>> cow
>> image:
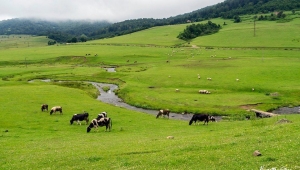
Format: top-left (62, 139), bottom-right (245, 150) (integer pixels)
top-left (255, 112), bottom-right (271, 118)
top-left (209, 116), bottom-right (216, 122)
top-left (70, 112), bottom-right (89, 125)
top-left (50, 106), bottom-right (63, 115)
top-left (41, 104), bottom-right (48, 112)
top-left (87, 117), bottom-right (112, 133)
top-left (189, 114), bottom-right (209, 125)
top-left (96, 112), bottom-right (107, 120)
top-left (156, 109), bottom-right (170, 119)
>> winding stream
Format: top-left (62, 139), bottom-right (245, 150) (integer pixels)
top-left (29, 67), bottom-right (299, 120)
top-left (91, 82), bottom-right (194, 121)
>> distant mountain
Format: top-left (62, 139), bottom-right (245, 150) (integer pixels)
top-left (0, 0), bottom-right (299, 42)
top-left (0, 18), bottom-right (111, 42)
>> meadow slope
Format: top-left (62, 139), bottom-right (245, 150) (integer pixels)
top-left (1, 14), bottom-right (300, 169)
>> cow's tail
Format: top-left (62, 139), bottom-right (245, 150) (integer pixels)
top-left (110, 118), bottom-right (112, 130)
top-left (107, 118), bottom-right (112, 131)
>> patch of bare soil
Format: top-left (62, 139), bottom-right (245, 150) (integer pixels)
top-left (240, 104), bottom-right (260, 110)
top-left (276, 119), bottom-right (292, 124)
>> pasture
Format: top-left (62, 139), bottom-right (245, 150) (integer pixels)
top-left (1, 14), bottom-right (300, 169)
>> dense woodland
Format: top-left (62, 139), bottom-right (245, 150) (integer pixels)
top-left (177, 21), bottom-right (221, 40)
top-left (0, 0), bottom-right (299, 42)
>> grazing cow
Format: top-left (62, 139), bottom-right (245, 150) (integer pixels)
top-left (156, 109), bottom-right (170, 119)
top-left (209, 116), bottom-right (216, 122)
top-left (87, 117), bottom-right (112, 133)
top-left (189, 114), bottom-right (209, 125)
top-left (41, 104), bottom-right (48, 112)
top-left (96, 112), bottom-right (107, 120)
top-left (255, 112), bottom-right (270, 118)
top-left (50, 106), bottom-right (63, 115)
top-left (199, 90), bottom-right (211, 94)
top-left (70, 112), bottom-right (89, 125)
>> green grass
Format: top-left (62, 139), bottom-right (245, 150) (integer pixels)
top-left (0, 35), bottom-right (50, 50)
top-left (1, 83), bottom-right (300, 169)
top-left (1, 13), bottom-right (300, 169)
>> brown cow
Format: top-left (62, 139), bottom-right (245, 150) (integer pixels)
top-left (41, 104), bottom-right (48, 112)
top-left (156, 109), bottom-right (170, 119)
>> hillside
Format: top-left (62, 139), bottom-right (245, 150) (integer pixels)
top-left (1, 14), bottom-right (300, 169)
top-left (0, 0), bottom-right (299, 42)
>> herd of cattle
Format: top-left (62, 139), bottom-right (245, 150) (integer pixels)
top-left (155, 109), bottom-right (216, 125)
top-left (42, 104), bottom-right (268, 133)
top-left (41, 104), bottom-right (112, 132)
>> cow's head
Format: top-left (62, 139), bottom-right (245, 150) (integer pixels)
top-left (87, 126), bottom-right (91, 133)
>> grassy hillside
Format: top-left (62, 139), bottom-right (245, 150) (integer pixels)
top-left (1, 15), bottom-right (300, 169)
top-left (0, 35), bottom-right (50, 50)
top-left (1, 82), bottom-right (299, 169)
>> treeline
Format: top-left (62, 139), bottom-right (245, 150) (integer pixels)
top-left (0, 19), bottom-right (110, 42)
top-left (0, 0), bottom-right (299, 42)
top-left (177, 21), bottom-right (221, 40)
top-left (89, 0), bottom-right (300, 39)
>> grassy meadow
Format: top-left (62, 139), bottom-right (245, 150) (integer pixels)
top-left (1, 13), bottom-right (300, 169)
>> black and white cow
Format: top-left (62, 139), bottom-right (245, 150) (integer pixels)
top-left (255, 112), bottom-right (271, 118)
top-left (156, 109), bottom-right (170, 119)
top-left (209, 116), bottom-right (216, 122)
top-left (87, 117), bottom-right (112, 133)
top-left (50, 106), bottom-right (63, 115)
top-left (96, 112), bottom-right (107, 120)
top-left (70, 112), bottom-right (89, 125)
top-left (189, 114), bottom-right (209, 125)
top-left (41, 104), bottom-right (48, 112)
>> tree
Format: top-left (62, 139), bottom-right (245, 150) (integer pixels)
top-left (48, 40), bottom-right (56, 45)
top-left (70, 37), bottom-right (77, 43)
top-left (233, 15), bottom-right (241, 23)
top-left (80, 34), bottom-right (88, 42)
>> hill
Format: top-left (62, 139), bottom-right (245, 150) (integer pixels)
top-left (0, 0), bottom-right (299, 42)
top-left (1, 14), bottom-right (300, 169)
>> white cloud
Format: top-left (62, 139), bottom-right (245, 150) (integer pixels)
top-left (0, 0), bottom-right (224, 22)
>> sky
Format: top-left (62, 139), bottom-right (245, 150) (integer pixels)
top-left (0, 0), bottom-right (224, 23)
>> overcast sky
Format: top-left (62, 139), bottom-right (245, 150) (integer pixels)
top-left (0, 0), bottom-right (224, 22)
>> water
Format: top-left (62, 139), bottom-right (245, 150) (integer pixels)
top-left (91, 82), bottom-right (193, 121)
